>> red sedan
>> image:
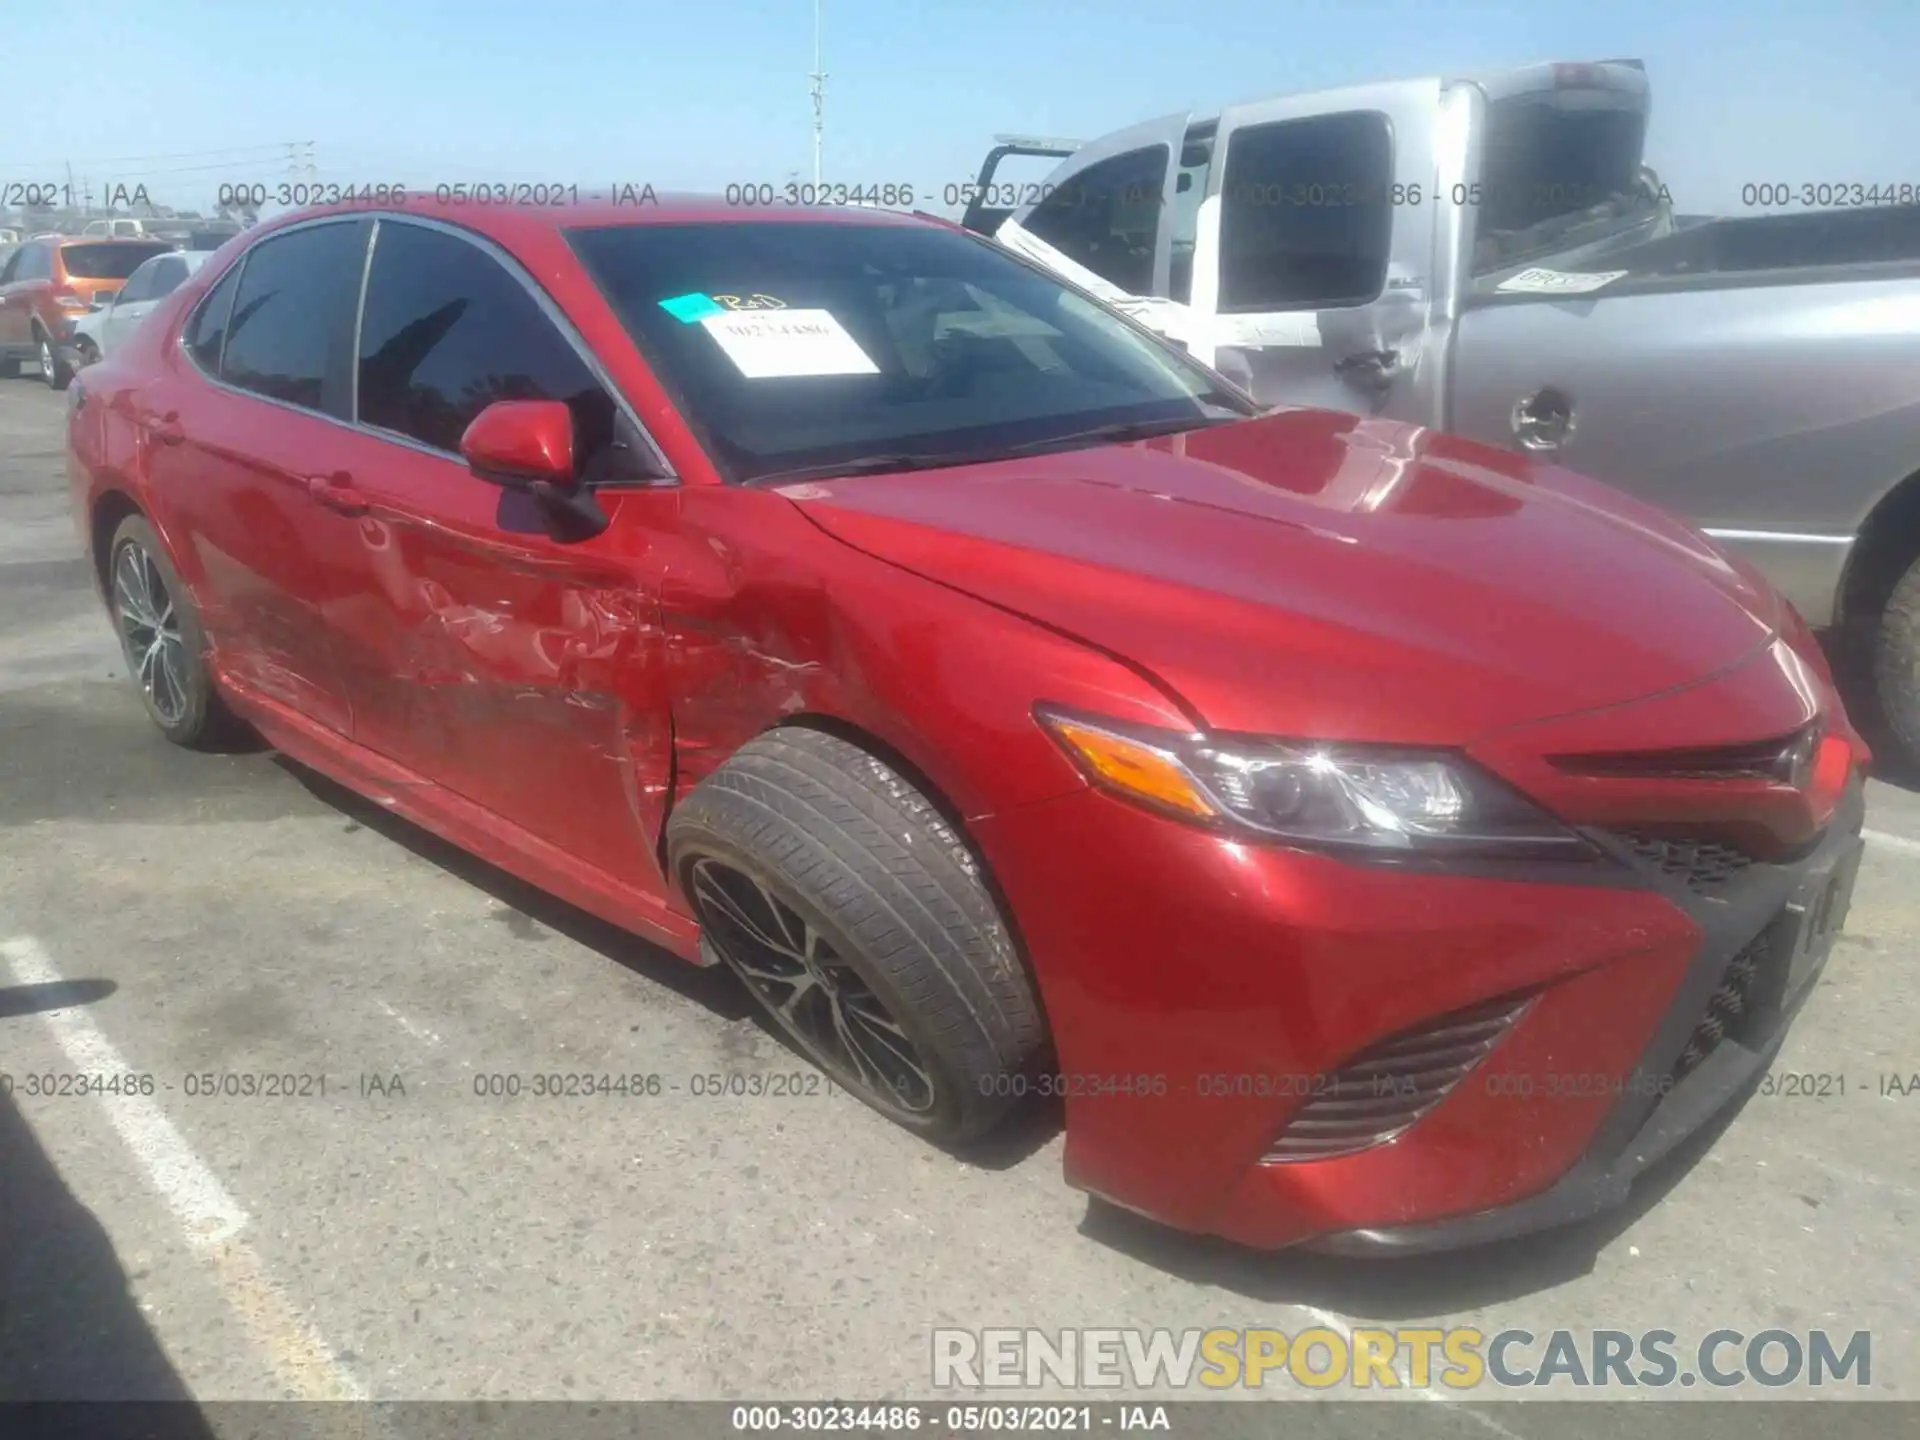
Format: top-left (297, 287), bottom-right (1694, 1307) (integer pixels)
top-left (65, 195), bottom-right (1868, 1252)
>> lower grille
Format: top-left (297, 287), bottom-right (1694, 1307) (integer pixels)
top-left (1609, 832), bottom-right (1756, 894)
top-left (1263, 994), bottom-right (1533, 1163)
top-left (1671, 927), bottom-right (1770, 1082)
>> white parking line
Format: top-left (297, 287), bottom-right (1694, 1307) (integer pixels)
top-left (1863, 828), bottom-right (1920, 859)
top-left (3, 933), bottom-right (370, 1402)
top-left (1292, 1303), bottom-right (1526, 1434)
top-left (377, 998), bottom-right (442, 1047)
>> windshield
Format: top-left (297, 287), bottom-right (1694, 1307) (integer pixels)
top-left (567, 220), bottom-right (1253, 484)
top-left (1472, 92), bottom-right (1654, 272)
top-left (60, 241), bottom-right (175, 280)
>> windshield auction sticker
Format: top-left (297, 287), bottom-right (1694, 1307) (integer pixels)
top-left (1494, 267), bottom-right (1629, 295)
top-left (699, 309), bottom-right (880, 378)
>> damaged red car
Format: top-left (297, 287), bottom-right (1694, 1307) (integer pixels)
top-left (66, 196), bottom-right (1869, 1252)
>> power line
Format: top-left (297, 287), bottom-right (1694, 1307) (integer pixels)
top-left (0, 141), bottom-right (291, 168)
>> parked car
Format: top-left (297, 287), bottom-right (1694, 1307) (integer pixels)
top-left (80, 217), bottom-right (150, 238)
top-left (0, 235), bottom-right (177, 387)
top-left (67, 196), bottom-right (1868, 1252)
top-left (65, 249), bottom-right (209, 368)
top-left (966, 58), bottom-right (1920, 767)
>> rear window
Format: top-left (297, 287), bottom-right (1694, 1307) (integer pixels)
top-left (567, 220), bottom-right (1245, 484)
top-left (60, 242), bottom-right (175, 280)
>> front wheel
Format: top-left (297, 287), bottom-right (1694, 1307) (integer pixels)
top-left (107, 515), bottom-right (244, 748)
top-left (72, 335), bottom-right (100, 369)
top-left (667, 728), bottom-right (1044, 1142)
top-left (1873, 552), bottom-right (1920, 770)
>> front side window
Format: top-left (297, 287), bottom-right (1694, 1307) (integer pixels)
top-left (219, 221), bottom-right (368, 414)
top-left (1019, 145), bottom-right (1169, 294)
top-left (147, 256), bottom-right (192, 301)
top-left (1217, 111), bottom-right (1393, 312)
top-left (568, 220), bottom-right (1251, 485)
top-left (355, 220), bottom-right (617, 467)
top-left (183, 264), bottom-right (243, 373)
top-left (116, 257), bottom-right (163, 305)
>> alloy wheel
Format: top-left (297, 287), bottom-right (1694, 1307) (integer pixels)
top-left (112, 541), bottom-right (190, 726)
top-left (689, 855), bottom-right (938, 1114)
top-left (38, 337), bottom-right (54, 380)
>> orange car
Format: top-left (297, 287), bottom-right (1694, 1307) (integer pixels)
top-left (0, 235), bottom-right (176, 388)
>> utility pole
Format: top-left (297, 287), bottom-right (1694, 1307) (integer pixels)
top-left (808, 0), bottom-right (826, 187)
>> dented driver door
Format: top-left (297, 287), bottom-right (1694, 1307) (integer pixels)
top-left (312, 215), bottom-right (679, 903)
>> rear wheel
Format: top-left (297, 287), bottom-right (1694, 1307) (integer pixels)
top-left (72, 335), bottom-right (100, 369)
top-left (667, 727), bottom-right (1043, 1142)
top-left (107, 515), bottom-right (244, 748)
top-left (37, 330), bottom-right (73, 390)
top-left (1873, 552), bottom-right (1920, 769)
top-left (0, 354), bottom-right (19, 379)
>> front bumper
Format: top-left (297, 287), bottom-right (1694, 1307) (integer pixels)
top-left (1310, 777), bottom-right (1865, 1254)
top-left (970, 763), bottom-right (1864, 1253)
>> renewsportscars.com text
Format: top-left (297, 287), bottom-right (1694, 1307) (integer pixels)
top-left (932, 1326), bottom-right (1872, 1391)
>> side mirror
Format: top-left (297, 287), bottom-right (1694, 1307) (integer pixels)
top-left (458, 398), bottom-right (610, 541)
top-left (459, 399), bottom-right (577, 488)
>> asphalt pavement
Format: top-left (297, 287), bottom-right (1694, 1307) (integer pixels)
top-left (1, 375), bottom-right (1916, 1431)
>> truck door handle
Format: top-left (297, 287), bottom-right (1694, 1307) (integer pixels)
top-left (1512, 388), bottom-right (1575, 451)
top-left (306, 470), bottom-right (370, 516)
top-left (1334, 349), bottom-right (1399, 392)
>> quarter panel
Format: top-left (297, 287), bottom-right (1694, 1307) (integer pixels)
top-left (1449, 282), bottom-right (1920, 542)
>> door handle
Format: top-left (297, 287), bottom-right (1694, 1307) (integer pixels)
top-left (1511, 387), bottom-right (1574, 452)
top-left (306, 470), bottom-right (370, 516)
top-left (1334, 348), bottom-right (1400, 392)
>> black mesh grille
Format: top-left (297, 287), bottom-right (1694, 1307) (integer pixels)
top-left (1609, 832), bottom-right (1756, 893)
top-left (1670, 928), bottom-right (1769, 1082)
top-left (1263, 994), bottom-right (1532, 1163)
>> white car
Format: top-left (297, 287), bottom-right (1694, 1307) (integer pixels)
top-left (67, 249), bottom-right (208, 366)
top-left (80, 217), bottom-right (149, 238)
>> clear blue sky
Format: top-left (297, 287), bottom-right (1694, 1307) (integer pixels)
top-left (2, 0), bottom-right (1913, 218)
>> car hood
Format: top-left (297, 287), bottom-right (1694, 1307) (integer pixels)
top-left (785, 409), bottom-right (1789, 744)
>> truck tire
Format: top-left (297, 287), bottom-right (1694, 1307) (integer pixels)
top-left (667, 727), bottom-right (1044, 1142)
top-left (1874, 553), bottom-right (1920, 768)
top-left (106, 515), bottom-right (246, 749)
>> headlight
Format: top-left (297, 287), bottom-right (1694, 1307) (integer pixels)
top-left (1036, 705), bottom-right (1593, 860)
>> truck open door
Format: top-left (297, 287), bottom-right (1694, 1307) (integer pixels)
top-left (1187, 78), bottom-right (1446, 420)
top-left (988, 112), bottom-right (1198, 343)
top-left (958, 135), bottom-right (1083, 236)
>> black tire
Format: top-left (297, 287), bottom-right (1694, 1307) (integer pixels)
top-left (73, 336), bottom-right (100, 369)
top-left (0, 355), bottom-right (18, 379)
top-left (667, 727), bottom-right (1043, 1142)
top-left (1873, 551), bottom-right (1920, 769)
top-left (36, 328), bottom-right (73, 390)
top-left (106, 515), bottom-right (245, 748)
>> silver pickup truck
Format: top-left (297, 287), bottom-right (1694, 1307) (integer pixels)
top-left (962, 59), bottom-right (1920, 769)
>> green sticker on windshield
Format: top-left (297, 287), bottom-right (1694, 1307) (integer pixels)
top-left (658, 291), bottom-right (726, 323)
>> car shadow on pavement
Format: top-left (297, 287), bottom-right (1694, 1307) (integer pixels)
top-left (0, 984), bottom-right (218, 1434)
top-left (276, 758), bottom-right (1063, 1173)
top-left (1076, 1069), bottom-right (1764, 1311)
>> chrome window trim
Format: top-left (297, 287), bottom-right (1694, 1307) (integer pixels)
top-left (175, 210), bottom-right (679, 488)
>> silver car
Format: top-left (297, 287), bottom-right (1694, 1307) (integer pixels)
top-left (67, 249), bottom-right (208, 367)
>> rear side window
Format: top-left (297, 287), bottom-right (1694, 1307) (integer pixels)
top-left (355, 220), bottom-right (616, 465)
top-left (220, 221), bottom-right (369, 415)
top-left (60, 243), bottom-right (173, 280)
top-left (1020, 145), bottom-right (1168, 294)
top-left (1217, 111), bottom-right (1393, 312)
top-left (184, 264), bottom-right (243, 373)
